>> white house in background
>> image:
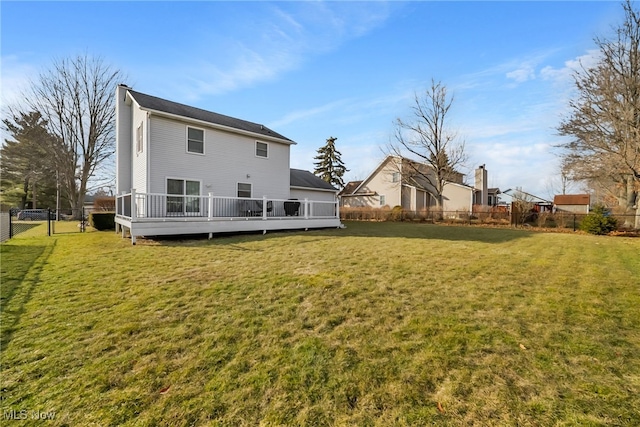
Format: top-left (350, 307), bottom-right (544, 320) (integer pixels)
top-left (114, 85), bottom-right (340, 243)
top-left (340, 155), bottom-right (476, 213)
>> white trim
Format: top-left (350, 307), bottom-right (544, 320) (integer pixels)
top-left (255, 140), bottom-right (269, 159)
top-left (186, 125), bottom-right (205, 155)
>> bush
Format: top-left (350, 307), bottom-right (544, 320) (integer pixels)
top-left (580, 205), bottom-right (618, 235)
top-left (89, 212), bottom-right (115, 230)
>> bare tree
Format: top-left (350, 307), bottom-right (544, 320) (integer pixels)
top-left (510, 187), bottom-right (536, 227)
top-left (558, 0), bottom-right (640, 228)
top-left (544, 159), bottom-right (579, 200)
top-left (22, 54), bottom-right (123, 215)
top-left (389, 79), bottom-right (467, 210)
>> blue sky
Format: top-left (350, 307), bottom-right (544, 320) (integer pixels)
top-left (1, 1), bottom-right (625, 198)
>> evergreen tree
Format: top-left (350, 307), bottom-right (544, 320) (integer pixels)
top-left (313, 136), bottom-right (348, 188)
top-left (1, 111), bottom-right (58, 209)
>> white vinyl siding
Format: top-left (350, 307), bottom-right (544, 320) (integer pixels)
top-left (148, 116), bottom-right (290, 199)
top-left (290, 188), bottom-right (337, 202)
top-left (131, 101), bottom-right (148, 193)
top-left (187, 126), bottom-right (205, 154)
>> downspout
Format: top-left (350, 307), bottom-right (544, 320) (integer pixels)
top-left (146, 111), bottom-right (151, 194)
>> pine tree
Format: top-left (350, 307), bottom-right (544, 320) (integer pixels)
top-left (313, 136), bottom-right (348, 188)
top-left (1, 111), bottom-right (58, 209)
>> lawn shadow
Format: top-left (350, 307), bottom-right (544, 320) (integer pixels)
top-left (319, 221), bottom-right (536, 244)
top-left (0, 241), bottom-right (56, 351)
top-left (147, 221), bottom-right (534, 247)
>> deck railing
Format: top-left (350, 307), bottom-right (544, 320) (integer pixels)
top-left (116, 190), bottom-right (339, 221)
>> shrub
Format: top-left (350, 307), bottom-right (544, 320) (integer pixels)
top-left (580, 205), bottom-right (618, 235)
top-left (89, 212), bottom-right (115, 230)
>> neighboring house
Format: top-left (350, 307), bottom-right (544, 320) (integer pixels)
top-left (502, 189), bottom-right (554, 213)
top-left (554, 194), bottom-right (591, 213)
top-left (472, 164), bottom-right (502, 208)
top-left (114, 85), bottom-right (340, 243)
top-left (339, 155), bottom-right (475, 213)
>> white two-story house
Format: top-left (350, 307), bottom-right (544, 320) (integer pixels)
top-left (115, 85), bottom-right (340, 243)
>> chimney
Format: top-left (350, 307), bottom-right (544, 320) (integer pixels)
top-left (475, 164), bottom-right (488, 205)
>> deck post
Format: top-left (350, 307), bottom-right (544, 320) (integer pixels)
top-left (263, 196), bottom-right (268, 220)
top-left (208, 192), bottom-right (214, 219)
top-left (335, 199), bottom-right (340, 220)
top-left (131, 189), bottom-right (137, 220)
top-left (304, 198), bottom-right (309, 219)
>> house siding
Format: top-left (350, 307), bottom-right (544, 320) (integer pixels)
top-left (147, 115), bottom-right (290, 199)
top-left (290, 188), bottom-right (336, 202)
top-left (355, 158), bottom-right (402, 207)
top-left (131, 101), bottom-right (148, 194)
top-left (116, 86), bottom-right (132, 194)
top-left (442, 183), bottom-right (473, 212)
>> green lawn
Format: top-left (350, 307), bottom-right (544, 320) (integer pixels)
top-left (1, 222), bottom-right (639, 426)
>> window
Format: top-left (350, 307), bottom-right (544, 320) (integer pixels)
top-left (380, 195), bottom-right (386, 206)
top-left (256, 141), bottom-right (268, 158)
top-left (392, 172), bottom-right (400, 183)
top-left (237, 183), bottom-right (252, 198)
top-left (136, 123), bottom-right (143, 154)
top-left (167, 178), bottom-right (200, 214)
top-left (187, 127), bottom-right (204, 154)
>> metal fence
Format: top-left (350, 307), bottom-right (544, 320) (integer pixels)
top-left (4, 209), bottom-right (53, 240)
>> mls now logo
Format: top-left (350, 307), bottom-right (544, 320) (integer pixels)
top-left (3, 409), bottom-right (28, 420)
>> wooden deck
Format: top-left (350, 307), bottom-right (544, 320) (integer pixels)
top-left (115, 191), bottom-right (342, 244)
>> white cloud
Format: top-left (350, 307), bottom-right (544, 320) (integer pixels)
top-left (0, 55), bottom-right (37, 110)
top-left (165, 2), bottom-right (394, 101)
top-left (506, 64), bottom-right (536, 83)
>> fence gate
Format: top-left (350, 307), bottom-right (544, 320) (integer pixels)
top-left (6, 209), bottom-right (52, 239)
top-left (50, 208), bottom-right (87, 234)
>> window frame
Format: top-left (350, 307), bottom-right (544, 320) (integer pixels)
top-left (136, 122), bottom-right (144, 154)
top-left (166, 177), bottom-right (202, 215)
top-left (237, 182), bottom-right (252, 198)
top-left (186, 126), bottom-right (205, 155)
top-left (255, 141), bottom-right (269, 159)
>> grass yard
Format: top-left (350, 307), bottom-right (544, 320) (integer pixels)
top-left (1, 221), bottom-right (639, 426)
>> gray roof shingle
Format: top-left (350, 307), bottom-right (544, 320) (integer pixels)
top-left (128, 89), bottom-right (293, 143)
top-left (290, 169), bottom-right (337, 191)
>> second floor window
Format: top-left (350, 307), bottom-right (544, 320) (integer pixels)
top-left (256, 141), bottom-right (268, 158)
top-left (187, 127), bottom-right (204, 154)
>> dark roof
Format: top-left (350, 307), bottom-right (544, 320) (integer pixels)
top-left (290, 169), bottom-right (337, 191)
top-left (554, 194), bottom-right (590, 205)
top-left (127, 89), bottom-right (293, 143)
top-left (339, 180), bottom-right (362, 196)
